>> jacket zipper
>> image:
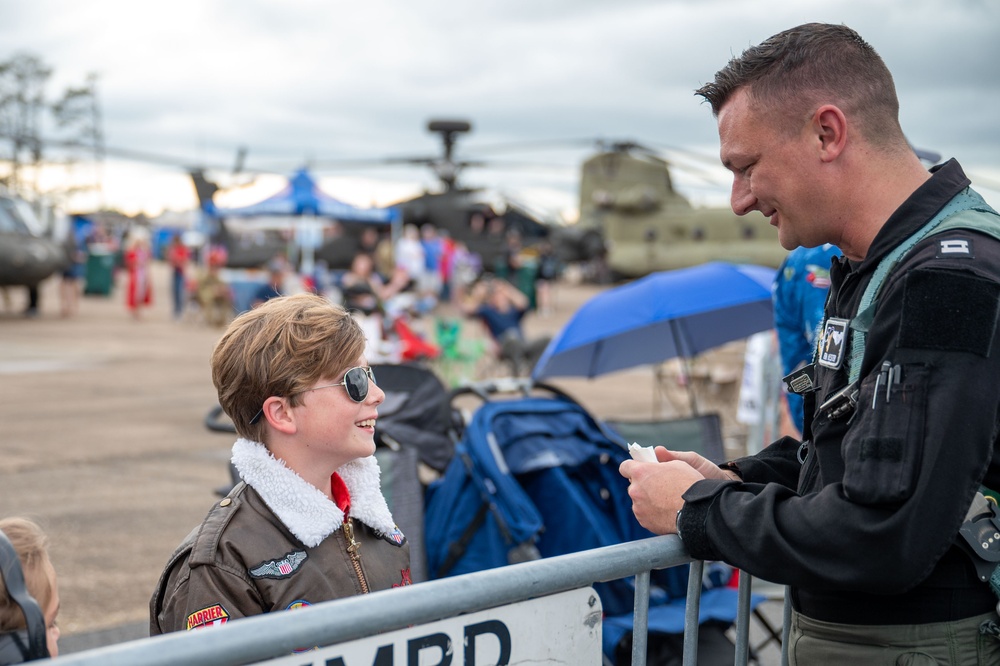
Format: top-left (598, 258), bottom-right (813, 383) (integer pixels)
top-left (343, 518), bottom-right (370, 594)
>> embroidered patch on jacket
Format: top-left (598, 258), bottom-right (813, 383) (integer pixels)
top-left (937, 237), bottom-right (973, 258)
top-left (249, 550), bottom-right (308, 579)
top-left (374, 526), bottom-right (407, 547)
top-left (394, 568), bottom-right (413, 588)
top-left (186, 604), bottom-right (229, 630)
top-left (286, 601), bottom-right (318, 653)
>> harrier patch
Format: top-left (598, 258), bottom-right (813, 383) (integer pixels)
top-left (186, 604), bottom-right (229, 630)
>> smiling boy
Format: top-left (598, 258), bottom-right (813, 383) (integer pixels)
top-left (151, 293), bottom-right (410, 635)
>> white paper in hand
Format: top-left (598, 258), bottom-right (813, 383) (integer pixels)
top-left (628, 442), bottom-right (658, 463)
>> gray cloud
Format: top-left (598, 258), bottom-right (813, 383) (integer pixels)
top-left (0, 0), bottom-right (996, 213)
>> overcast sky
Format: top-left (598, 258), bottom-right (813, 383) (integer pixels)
top-left (2, 0), bottom-right (998, 218)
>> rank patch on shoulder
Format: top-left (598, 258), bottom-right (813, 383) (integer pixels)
top-left (249, 550), bottom-right (308, 579)
top-left (817, 318), bottom-right (849, 369)
top-left (186, 604), bottom-right (229, 630)
top-left (937, 237), bottom-right (973, 258)
top-left (375, 526), bottom-right (407, 547)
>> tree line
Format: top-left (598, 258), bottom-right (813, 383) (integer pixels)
top-left (0, 51), bottom-right (102, 203)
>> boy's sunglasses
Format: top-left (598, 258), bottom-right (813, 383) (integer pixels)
top-left (249, 366), bottom-right (376, 425)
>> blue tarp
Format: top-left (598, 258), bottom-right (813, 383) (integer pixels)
top-left (216, 168), bottom-right (398, 224)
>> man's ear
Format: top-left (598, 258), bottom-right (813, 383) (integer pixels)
top-left (813, 104), bottom-right (848, 163)
top-left (262, 396), bottom-right (297, 435)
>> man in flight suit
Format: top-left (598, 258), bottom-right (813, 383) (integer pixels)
top-left (620, 23), bottom-right (1000, 663)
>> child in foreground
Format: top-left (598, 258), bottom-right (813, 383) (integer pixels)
top-left (150, 293), bottom-right (410, 634)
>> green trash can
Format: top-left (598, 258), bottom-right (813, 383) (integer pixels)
top-left (84, 245), bottom-right (115, 296)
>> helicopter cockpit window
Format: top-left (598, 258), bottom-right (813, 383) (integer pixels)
top-left (0, 198), bottom-right (33, 235)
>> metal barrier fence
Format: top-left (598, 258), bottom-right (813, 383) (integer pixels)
top-left (49, 535), bottom-right (786, 666)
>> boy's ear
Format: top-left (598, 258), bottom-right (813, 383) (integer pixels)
top-left (262, 396), bottom-right (297, 435)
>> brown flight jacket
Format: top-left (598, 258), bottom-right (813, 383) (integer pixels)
top-left (150, 442), bottom-right (411, 634)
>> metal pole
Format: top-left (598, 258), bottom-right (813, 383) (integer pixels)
top-left (631, 570), bottom-right (650, 665)
top-left (734, 571), bottom-right (753, 666)
top-left (55, 536), bottom-right (693, 666)
top-left (682, 560), bottom-right (704, 666)
top-left (669, 319), bottom-right (698, 416)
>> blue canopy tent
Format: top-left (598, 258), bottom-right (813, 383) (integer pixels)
top-left (216, 168), bottom-right (398, 223)
top-left (215, 168), bottom-right (399, 273)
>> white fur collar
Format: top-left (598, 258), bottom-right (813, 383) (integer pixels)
top-left (231, 438), bottom-right (398, 548)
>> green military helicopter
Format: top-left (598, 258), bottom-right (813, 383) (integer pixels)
top-left (312, 119), bottom-right (602, 272)
top-left (0, 191), bottom-right (67, 293)
top-left (575, 141), bottom-right (787, 280)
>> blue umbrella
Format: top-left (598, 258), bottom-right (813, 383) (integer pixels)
top-left (531, 262), bottom-right (776, 410)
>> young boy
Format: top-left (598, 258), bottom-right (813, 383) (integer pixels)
top-left (0, 517), bottom-right (61, 663)
top-left (150, 293), bottom-right (410, 635)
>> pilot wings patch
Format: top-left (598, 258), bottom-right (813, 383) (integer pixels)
top-left (249, 550), bottom-right (308, 579)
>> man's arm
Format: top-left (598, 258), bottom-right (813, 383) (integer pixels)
top-left (674, 238), bottom-right (1000, 591)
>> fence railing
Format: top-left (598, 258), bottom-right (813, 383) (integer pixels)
top-left (49, 535), bottom-right (785, 666)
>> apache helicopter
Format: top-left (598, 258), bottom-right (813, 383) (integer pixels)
top-left (187, 166), bottom-right (293, 269)
top-left (22, 122), bottom-right (601, 274)
top-left (575, 141), bottom-right (786, 279)
top-left (0, 191), bottom-right (66, 291)
top-left (311, 119), bottom-right (602, 272)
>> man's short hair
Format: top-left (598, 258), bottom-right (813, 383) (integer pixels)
top-left (211, 293), bottom-right (367, 442)
top-left (695, 23), bottom-right (905, 149)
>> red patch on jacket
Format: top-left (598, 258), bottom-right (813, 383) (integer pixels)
top-left (186, 604), bottom-right (229, 630)
top-left (394, 568), bottom-right (413, 588)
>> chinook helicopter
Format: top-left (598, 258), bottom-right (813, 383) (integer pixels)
top-left (575, 141), bottom-right (786, 279)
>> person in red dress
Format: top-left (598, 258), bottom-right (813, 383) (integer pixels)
top-left (124, 228), bottom-right (153, 320)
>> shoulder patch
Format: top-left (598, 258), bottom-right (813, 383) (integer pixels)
top-left (249, 550), bottom-right (308, 579)
top-left (898, 268), bottom-right (1000, 355)
top-left (186, 604), bottom-right (229, 630)
top-left (374, 526), bottom-right (407, 547)
top-left (936, 237), bottom-right (973, 258)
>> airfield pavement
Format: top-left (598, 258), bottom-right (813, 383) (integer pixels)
top-left (0, 260), bottom-right (782, 662)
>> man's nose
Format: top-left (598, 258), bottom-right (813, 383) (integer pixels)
top-left (730, 178), bottom-right (756, 216)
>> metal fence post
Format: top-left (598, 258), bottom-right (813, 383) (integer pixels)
top-left (682, 560), bottom-right (704, 666)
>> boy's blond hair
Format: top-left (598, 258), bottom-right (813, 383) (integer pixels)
top-left (212, 293), bottom-right (367, 442)
top-left (0, 517), bottom-right (54, 631)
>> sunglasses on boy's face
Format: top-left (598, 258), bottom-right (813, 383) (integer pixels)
top-left (248, 366), bottom-right (376, 425)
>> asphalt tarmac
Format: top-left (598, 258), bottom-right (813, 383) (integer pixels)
top-left (0, 261), bottom-right (780, 662)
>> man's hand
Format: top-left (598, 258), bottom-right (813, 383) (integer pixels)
top-left (655, 448), bottom-right (740, 482)
top-left (618, 447), bottom-right (739, 534)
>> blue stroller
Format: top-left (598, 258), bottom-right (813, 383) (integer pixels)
top-left (424, 380), bottom-right (755, 665)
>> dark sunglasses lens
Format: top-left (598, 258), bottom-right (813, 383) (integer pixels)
top-left (344, 367), bottom-right (369, 402)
